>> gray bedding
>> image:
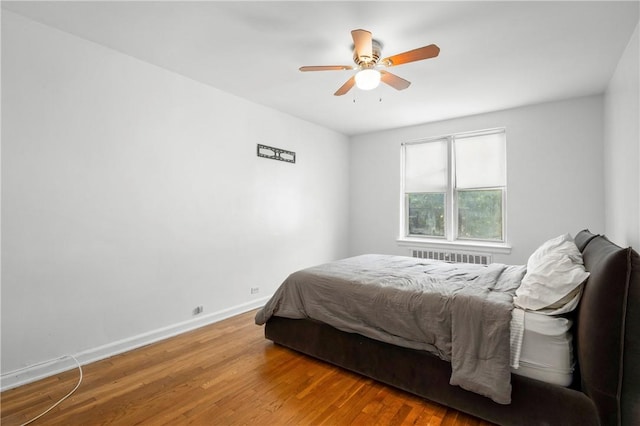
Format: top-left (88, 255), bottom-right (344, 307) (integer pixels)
top-left (255, 254), bottom-right (526, 404)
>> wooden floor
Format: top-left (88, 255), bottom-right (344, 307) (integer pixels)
top-left (1, 310), bottom-right (494, 425)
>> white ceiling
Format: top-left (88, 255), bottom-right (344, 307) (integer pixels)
top-left (3, 1), bottom-right (639, 136)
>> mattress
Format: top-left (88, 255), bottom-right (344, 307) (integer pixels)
top-left (510, 308), bottom-right (574, 386)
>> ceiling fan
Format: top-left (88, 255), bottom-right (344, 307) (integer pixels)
top-left (300, 29), bottom-right (440, 96)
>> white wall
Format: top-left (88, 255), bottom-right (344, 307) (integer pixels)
top-left (1, 11), bottom-right (349, 384)
top-left (349, 95), bottom-right (604, 265)
top-left (604, 21), bottom-right (640, 249)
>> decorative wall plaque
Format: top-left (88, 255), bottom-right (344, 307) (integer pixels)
top-left (257, 144), bottom-right (296, 163)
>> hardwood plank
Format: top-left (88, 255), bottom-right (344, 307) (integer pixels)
top-left (1, 310), bottom-right (495, 425)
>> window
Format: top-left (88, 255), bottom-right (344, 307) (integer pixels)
top-left (401, 129), bottom-right (506, 243)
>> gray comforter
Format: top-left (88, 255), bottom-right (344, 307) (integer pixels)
top-left (255, 254), bottom-right (526, 404)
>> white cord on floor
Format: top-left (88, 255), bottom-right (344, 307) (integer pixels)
top-left (19, 355), bottom-right (83, 426)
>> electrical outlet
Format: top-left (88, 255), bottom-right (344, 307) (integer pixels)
top-left (192, 306), bottom-right (203, 315)
top-left (250, 287), bottom-right (259, 295)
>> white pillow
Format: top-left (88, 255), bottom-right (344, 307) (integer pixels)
top-left (514, 233), bottom-right (590, 312)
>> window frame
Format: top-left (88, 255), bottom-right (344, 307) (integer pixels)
top-left (400, 128), bottom-right (508, 248)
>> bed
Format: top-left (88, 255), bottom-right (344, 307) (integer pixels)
top-left (255, 230), bottom-right (640, 425)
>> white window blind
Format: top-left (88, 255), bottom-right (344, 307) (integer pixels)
top-left (455, 132), bottom-right (506, 189)
top-left (404, 139), bottom-right (448, 192)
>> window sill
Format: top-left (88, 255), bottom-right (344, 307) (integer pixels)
top-left (396, 237), bottom-right (512, 255)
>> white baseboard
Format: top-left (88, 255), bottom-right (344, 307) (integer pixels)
top-left (0, 297), bottom-right (271, 391)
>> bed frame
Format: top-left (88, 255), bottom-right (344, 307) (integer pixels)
top-left (264, 230), bottom-right (639, 425)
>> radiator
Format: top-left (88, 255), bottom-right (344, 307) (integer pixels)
top-left (410, 248), bottom-right (492, 265)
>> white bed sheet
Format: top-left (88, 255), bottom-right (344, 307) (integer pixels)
top-left (510, 308), bottom-right (574, 386)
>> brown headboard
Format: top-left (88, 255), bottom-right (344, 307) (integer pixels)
top-left (575, 229), bottom-right (640, 425)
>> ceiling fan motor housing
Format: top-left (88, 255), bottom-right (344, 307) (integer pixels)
top-left (353, 39), bottom-right (382, 67)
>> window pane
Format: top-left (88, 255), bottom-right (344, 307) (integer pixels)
top-left (457, 189), bottom-right (503, 240)
top-left (408, 193), bottom-right (445, 237)
top-left (455, 132), bottom-right (506, 189)
top-left (404, 140), bottom-right (448, 192)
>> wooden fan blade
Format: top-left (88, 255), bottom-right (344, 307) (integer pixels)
top-left (299, 65), bottom-right (353, 72)
top-left (334, 76), bottom-right (356, 96)
top-left (380, 70), bottom-right (411, 90)
top-left (351, 29), bottom-right (373, 62)
top-left (381, 44), bottom-right (440, 67)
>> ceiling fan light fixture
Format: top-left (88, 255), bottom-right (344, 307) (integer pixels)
top-left (299, 29), bottom-right (439, 96)
top-left (355, 68), bottom-right (381, 90)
